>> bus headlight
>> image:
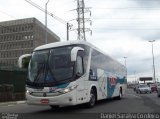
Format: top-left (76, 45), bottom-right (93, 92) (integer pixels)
top-left (26, 90), bottom-right (30, 94)
top-left (26, 90), bottom-right (32, 95)
top-left (64, 88), bottom-right (70, 93)
top-left (61, 85), bottom-right (78, 93)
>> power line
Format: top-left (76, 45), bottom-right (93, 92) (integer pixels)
top-left (25, 0), bottom-right (75, 41)
top-left (92, 18), bottom-right (160, 19)
top-left (91, 7), bottom-right (160, 10)
top-left (91, 19), bottom-right (160, 23)
top-left (0, 10), bottom-right (16, 19)
top-left (93, 28), bottom-right (160, 30)
top-left (89, 0), bottom-right (159, 2)
top-left (25, 0), bottom-right (68, 25)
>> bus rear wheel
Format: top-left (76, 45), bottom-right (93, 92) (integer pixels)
top-left (116, 87), bottom-right (122, 100)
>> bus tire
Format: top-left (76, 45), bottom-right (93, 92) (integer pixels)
top-left (50, 105), bottom-right (59, 110)
top-left (87, 88), bottom-right (96, 108)
top-left (116, 87), bottom-right (122, 100)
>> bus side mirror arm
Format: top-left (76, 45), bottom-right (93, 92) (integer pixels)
top-left (76, 72), bottom-right (82, 78)
top-left (71, 47), bottom-right (84, 61)
top-left (18, 54), bottom-right (31, 68)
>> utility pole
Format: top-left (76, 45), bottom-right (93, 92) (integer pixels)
top-left (67, 23), bottom-right (71, 41)
top-left (134, 71), bottom-right (137, 84)
top-left (148, 40), bottom-right (156, 83)
top-left (25, 0), bottom-right (73, 41)
top-left (45, 0), bottom-right (49, 44)
top-left (124, 57), bottom-right (127, 78)
top-left (76, 0), bottom-right (91, 41)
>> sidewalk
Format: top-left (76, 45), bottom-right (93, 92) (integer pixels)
top-left (0, 100), bottom-right (26, 106)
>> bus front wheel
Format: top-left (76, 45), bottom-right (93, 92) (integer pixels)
top-left (50, 105), bottom-right (59, 110)
top-left (87, 88), bottom-right (96, 108)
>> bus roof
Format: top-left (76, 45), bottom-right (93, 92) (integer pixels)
top-left (34, 40), bottom-right (125, 69)
top-left (34, 40), bottom-right (97, 51)
top-left (34, 40), bottom-right (111, 59)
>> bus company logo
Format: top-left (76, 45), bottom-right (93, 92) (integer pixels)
top-left (49, 87), bottom-right (57, 92)
top-left (109, 77), bottom-right (117, 87)
top-left (43, 92), bottom-right (47, 97)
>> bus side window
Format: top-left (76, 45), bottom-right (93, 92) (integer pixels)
top-left (76, 56), bottom-right (84, 77)
top-left (90, 69), bottom-right (93, 75)
top-left (89, 69), bottom-right (97, 81)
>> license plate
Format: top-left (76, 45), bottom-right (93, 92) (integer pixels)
top-left (40, 99), bottom-right (49, 104)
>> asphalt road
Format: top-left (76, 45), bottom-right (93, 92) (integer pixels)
top-left (0, 88), bottom-right (160, 119)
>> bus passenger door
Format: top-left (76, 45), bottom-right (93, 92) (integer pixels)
top-left (97, 69), bottom-right (107, 99)
top-left (75, 54), bottom-right (86, 104)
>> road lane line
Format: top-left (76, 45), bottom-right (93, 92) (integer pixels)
top-left (8, 104), bottom-right (15, 106)
top-left (125, 93), bottom-right (141, 98)
top-left (17, 101), bottom-right (26, 104)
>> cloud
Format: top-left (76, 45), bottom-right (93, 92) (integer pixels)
top-left (1, 0), bottom-right (160, 82)
top-left (135, 0), bottom-right (160, 7)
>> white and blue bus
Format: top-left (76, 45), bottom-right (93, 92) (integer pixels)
top-left (18, 41), bottom-right (127, 108)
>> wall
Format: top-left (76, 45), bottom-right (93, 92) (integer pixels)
top-left (0, 69), bottom-right (27, 102)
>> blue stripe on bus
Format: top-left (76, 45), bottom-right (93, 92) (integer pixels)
top-left (56, 83), bottom-right (69, 88)
top-left (107, 77), bottom-right (126, 98)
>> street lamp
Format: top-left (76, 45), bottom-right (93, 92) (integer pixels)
top-left (45, 0), bottom-right (50, 44)
top-left (148, 40), bottom-right (156, 83)
top-left (134, 70), bottom-right (137, 84)
top-left (124, 57), bottom-right (127, 78)
top-left (25, 0), bottom-right (72, 41)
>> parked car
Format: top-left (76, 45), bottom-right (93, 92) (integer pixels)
top-left (157, 83), bottom-right (160, 97)
top-left (136, 84), bottom-right (152, 94)
top-left (148, 83), bottom-right (157, 92)
top-left (133, 84), bottom-right (139, 92)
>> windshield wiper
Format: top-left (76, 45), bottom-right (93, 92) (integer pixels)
top-left (34, 62), bottom-right (46, 83)
top-left (45, 59), bottom-right (57, 82)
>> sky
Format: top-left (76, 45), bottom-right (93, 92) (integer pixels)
top-left (0, 0), bottom-right (160, 82)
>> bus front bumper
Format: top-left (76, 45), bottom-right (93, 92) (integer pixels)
top-left (26, 90), bottom-right (77, 106)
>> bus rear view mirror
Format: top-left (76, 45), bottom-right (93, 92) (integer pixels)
top-left (71, 47), bottom-right (84, 62)
top-left (76, 72), bottom-right (82, 78)
top-left (18, 54), bottom-right (31, 69)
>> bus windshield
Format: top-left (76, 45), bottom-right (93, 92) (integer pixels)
top-left (28, 46), bottom-right (74, 87)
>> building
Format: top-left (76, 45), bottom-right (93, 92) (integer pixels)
top-left (0, 18), bottom-right (60, 68)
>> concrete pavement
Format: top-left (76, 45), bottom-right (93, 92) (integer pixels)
top-left (0, 100), bottom-right (26, 107)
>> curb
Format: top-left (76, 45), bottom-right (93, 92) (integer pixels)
top-left (0, 100), bottom-right (26, 106)
top-left (17, 101), bottom-right (26, 104)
